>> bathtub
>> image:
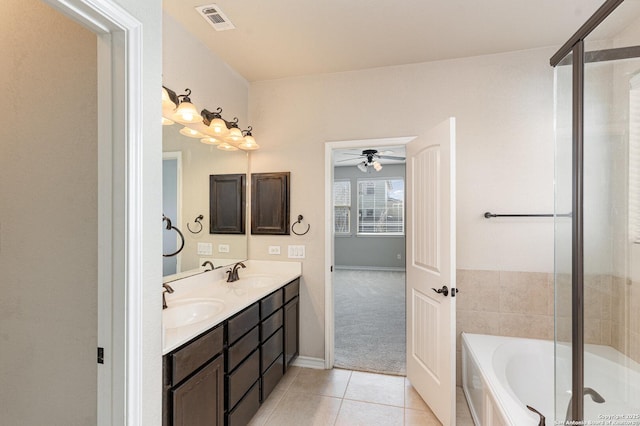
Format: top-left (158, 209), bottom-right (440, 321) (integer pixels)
top-left (461, 333), bottom-right (640, 425)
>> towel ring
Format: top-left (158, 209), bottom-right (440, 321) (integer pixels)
top-left (187, 214), bottom-right (204, 234)
top-left (291, 214), bottom-right (310, 236)
top-left (163, 214), bottom-right (185, 257)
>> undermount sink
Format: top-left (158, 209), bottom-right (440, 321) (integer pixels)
top-left (232, 274), bottom-right (277, 289)
top-left (163, 298), bottom-right (225, 329)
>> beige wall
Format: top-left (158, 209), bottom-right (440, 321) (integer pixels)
top-left (0, 0), bottom-right (98, 423)
top-left (248, 47), bottom-right (557, 359)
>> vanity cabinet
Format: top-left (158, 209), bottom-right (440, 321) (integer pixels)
top-left (163, 277), bottom-right (300, 426)
top-left (163, 325), bottom-right (224, 426)
top-left (283, 279), bottom-right (300, 369)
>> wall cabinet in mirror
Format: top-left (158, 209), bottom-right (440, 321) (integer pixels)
top-left (209, 174), bottom-right (246, 234)
top-left (251, 172), bottom-right (290, 235)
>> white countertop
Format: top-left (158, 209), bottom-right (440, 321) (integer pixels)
top-left (162, 260), bottom-right (302, 355)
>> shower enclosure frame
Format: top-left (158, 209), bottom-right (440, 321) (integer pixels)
top-left (550, 0), bottom-right (639, 421)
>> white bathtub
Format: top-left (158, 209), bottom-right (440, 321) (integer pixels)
top-left (461, 333), bottom-right (640, 425)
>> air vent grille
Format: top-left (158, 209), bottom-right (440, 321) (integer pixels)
top-left (196, 4), bottom-right (235, 31)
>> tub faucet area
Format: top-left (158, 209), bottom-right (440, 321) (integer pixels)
top-left (565, 387), bottom-right (605, 425)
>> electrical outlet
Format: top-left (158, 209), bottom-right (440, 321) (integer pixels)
top-left (218, 244), bottom-right (230, 253)
top-left (197, 242), bottom-right (213, 255)
top-left (268, 246), bottom-right (281, 255)
top-left (288, 245), bottom-right (305, 259)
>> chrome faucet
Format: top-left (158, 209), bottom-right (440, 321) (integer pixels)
top-left (162, 283), bottom-right (174, 309)
top-left (565, 387), bottom-right (605, 424)
top-left (201, 261), bottom-right (215, 271)
top-left (226, 262), bottom-right (246, 282)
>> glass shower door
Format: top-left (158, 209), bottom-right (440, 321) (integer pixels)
top-left (554, 1), bottom-right (640, 423)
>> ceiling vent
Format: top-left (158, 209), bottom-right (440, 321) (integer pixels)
top-left (196, 4), bottom-right (235, 31)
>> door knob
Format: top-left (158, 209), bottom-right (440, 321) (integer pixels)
top-left (431, 285), bottom-right (449, 297)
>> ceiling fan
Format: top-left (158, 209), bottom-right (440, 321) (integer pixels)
top-left (336, 149), bottom-right (406, 172)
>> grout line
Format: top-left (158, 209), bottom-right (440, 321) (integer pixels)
top-left (340, 370), bottom-right (353, 399)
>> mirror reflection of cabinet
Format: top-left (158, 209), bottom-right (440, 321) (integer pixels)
top-left (209, 174), bottom-right (245, 234)
top-left (251, 172), bottom-right (290, 235)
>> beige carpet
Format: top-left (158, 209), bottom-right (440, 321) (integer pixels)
top-left (334, 269), bottom-right (406, 375)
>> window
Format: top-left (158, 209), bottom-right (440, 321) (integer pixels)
top-left (357, 178), bottom-right (404, 235)
top-left (333, 180), bottom-right (351, 234)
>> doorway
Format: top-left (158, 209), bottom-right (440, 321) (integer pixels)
top-left (332, 146), bottom-right (407, 375)
top-left (323, 137), bottom-right (414, 371)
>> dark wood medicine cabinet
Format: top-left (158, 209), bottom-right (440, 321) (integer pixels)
top-left (251, 172), bottom-right (290, 235)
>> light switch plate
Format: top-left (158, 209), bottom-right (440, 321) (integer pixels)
top-left (268, 245), bottom-right (281, 255)
top-left (218, 244), bottom-right (230, 253)
top-left (197, 242), bottom-right (213, 255)
top-left (287, 245), bottom-right (305, 259)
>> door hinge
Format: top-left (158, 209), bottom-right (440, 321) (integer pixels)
top-left (330, 265), bottom-right (333, 272)
top-left (97, 347), bottom-right (104, 364)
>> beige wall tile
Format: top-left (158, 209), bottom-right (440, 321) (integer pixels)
top-left (456, 310), bottom-right (500, 348)
top-left (499, 313), bottom-right (553, 340)
top-left (456, 269), bottom-right (500, 312)
top-left (499, 271), bottom-right (549, 315)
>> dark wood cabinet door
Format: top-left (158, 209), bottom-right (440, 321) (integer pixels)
top-left (251, 172), bottom-right (290, 235)
top-left (172, 355), bottom-right (224, 426)
top-left (283, 297), bottom-right (299, 369)
top-left (209, 174), bottom-right (246, 234)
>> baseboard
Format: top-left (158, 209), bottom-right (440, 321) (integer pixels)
top-left (291, 356), bottom-right (325, 369)
top-left (334, 265), bottom-right (406, 272)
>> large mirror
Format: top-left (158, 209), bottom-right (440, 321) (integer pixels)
top-left (162, 124), bottom-right (248, 282)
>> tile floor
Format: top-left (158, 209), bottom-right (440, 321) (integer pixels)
top-left (248, 367), bottom-right (475, 426)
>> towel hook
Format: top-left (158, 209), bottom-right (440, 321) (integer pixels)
top-left (187, 214), bottom-right (204, 234)
top-left (291, 214), bottom-right (310, 236)
top-left (162, 214), bottom-right (185, 257)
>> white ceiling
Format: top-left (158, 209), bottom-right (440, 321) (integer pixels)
top-left (163, 0), bottom-right (607, 82)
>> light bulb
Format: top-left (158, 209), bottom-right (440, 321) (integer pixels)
top-left (172, 101), bottom-right (202, 124)
top-left (201, 137), bottom-right (221, 145)
top-left (208, 117), bottom-right (229, 137)
top-left (179, 126), bottom-right (204, 138)
top-left (217, 142), bottom-right (238, 151)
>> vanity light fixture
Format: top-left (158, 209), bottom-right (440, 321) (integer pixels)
top-left (179, 126), bottom-right (205, 138)
top-left (201, 136), bottom-right (221, 145)
top-left (238, 127), bottom-right (260, 150)
top-left (203, 107), bottom-right (230, 137)
top-left (225, 118), bottom-right (244, 143)
top-left (217, 142), bottom-right (238, 151)
top-left (163, 85), bottom-right (260, 151)
top-left (172, 88), bottom-right (202, 124)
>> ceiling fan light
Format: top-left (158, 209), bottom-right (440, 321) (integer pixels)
top-left (357, 162), bottom-right (368, 173)
top-left (373, 161), bottom-right (383, 171)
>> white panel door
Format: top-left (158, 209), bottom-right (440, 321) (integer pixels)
top-left (406, 118), bottom-right (456, 425)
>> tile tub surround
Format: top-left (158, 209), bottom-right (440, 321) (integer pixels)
top-left (455, 269), bottom-right (640, 384)
top-left (162, 260), bottom-right (301, 354)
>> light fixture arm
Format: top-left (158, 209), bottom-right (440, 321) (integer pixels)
top-left (177, 88), bottom-right (192, 103)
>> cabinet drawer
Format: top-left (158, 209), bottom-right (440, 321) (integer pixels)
top-left (261, 309), bottom-right (283, 342)
top-left (260, 290), bottom-right (283, 319)
top-left (261, 328), bottom-right (283, 373)
top-left (284, 278), bottom-right (300, 303)
top-left (171, 325), bottom-right (223, 385)
top-left (227, 349), bottom-right (260, 410)
top-left (227, 326), bottom-right (259, 372)
top-left (261, 354), bottom-right (284, 402)
top-left (227, 303), bottom-right (259, 345)
top-left (227, 381), bottom-right (260, 426)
